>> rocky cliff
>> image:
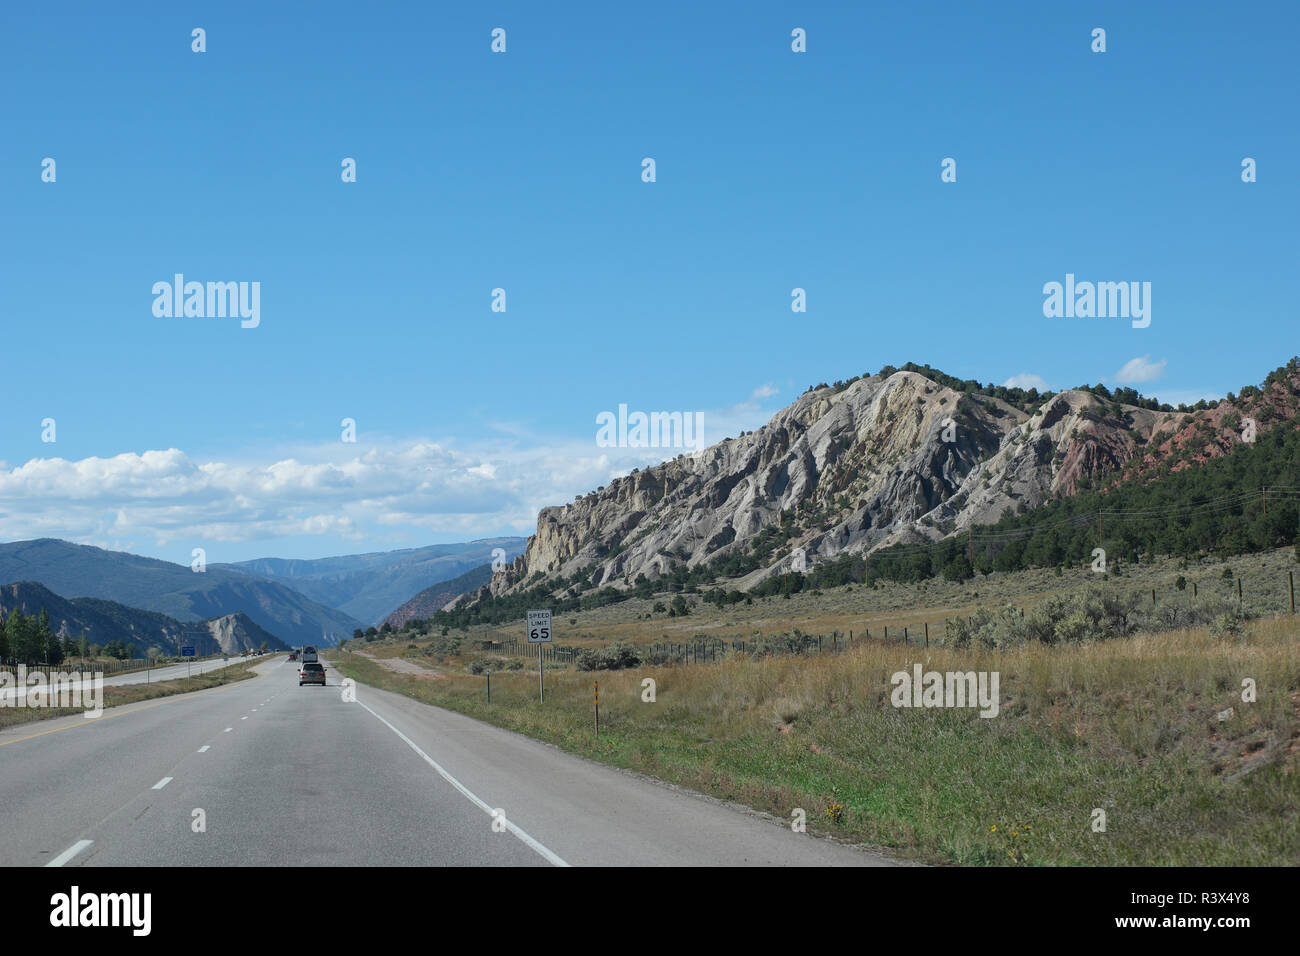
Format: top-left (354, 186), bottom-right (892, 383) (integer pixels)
top-left (487, 368), bottom-right (1214, 598)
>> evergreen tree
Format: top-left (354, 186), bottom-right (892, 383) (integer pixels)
top-left (9, 610), bottom-right (41, 665)
top-left (36, 610), bottom-right (53, 664)
top-left (46, 630), bottom-right (64, 667)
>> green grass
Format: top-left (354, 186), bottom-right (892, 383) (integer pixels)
top-left (331, 613), bottom-right (1300, 866)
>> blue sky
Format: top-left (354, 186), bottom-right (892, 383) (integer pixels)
top-left (1, 1), bottom-right (1296, 563)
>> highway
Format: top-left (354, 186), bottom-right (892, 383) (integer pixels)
top-left (0, 656), bottom-right (893, 867)
top-left (0, 655), bottom-right (259, 706)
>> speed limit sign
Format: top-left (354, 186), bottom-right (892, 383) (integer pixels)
top-left (527, 609), bottom-right (552, 643)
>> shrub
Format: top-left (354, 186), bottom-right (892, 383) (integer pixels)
top-left (575, 642), bottom-right (642, 671)
top-left (939, 588), bottom-right (1236, 649)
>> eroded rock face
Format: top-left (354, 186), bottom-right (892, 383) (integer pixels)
top-left (487, 370), bottom-right (1201, 598)
top-left (203, 613), bottom-right (280, 654)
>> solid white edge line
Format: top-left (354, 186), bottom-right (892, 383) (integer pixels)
top-left (46, 839), bottom-right (93, 868)
top-left (152, 776), bottom-right (173, 790)
top-left (356, 700), bottom-right (569, 867)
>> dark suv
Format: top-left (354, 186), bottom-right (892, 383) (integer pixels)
top-left (299, 662), bottom-right (326, 686)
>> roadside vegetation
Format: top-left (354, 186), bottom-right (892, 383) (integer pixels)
top-left (0, 659), bottom-right (261, 731)
top-left (332, 558), bottom-right (1300, 866)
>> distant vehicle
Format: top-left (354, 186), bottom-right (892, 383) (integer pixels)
top-left (301, 645), bottom-right (318, 663)
top-left (287, 651), bottom-right (298, 662)
top-left (299, 662), bottom-right (326, 687)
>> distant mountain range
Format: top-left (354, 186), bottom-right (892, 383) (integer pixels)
top-left (381, 563), bottom-right (495, 628)
top-left (219, 538), bottom-right (524, 625)
top-left (0, 539), bottom-right (363, 647)
top-left (0, 581), bottom-right (286, 656)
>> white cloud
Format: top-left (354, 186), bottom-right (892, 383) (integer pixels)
top-left (0, 440), bottom-right (638, 553)
top-left (0, 385), bottom-right (795, 560)
top-left (1002, 373), bottom-right (1050, 391)
top-left (751, 383), bottom-right (779, 400)
top-left (0, 423), bottom-right (774, 556)
top-left (1113, 356), bottom-right (1167, 384)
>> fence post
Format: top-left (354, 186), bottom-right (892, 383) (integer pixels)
top-left (924, 622), bottom-right (928, 648)
top-left (1291, 571), bottom-right (1295, 614)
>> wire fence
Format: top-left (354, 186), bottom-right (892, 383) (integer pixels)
top-left (495, 640), bottom-right (580, 666)
top-left (388, 569), bottom-right (1300, 673)
top-left (647, 570), bottom-right (1300, 666)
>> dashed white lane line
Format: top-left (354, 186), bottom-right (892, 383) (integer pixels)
top-left (152, 777), bottom-right (173, 790)
top-left (223, 727), bottom-right (232, 733)
top-left (356, 700), bottom-right (569, 867)
top-left (197, 745), bottom-right (210, 753)
top-left (240, 716), bottom-right (248, 720)
top-left (45, 840), bottom-right (93, 868)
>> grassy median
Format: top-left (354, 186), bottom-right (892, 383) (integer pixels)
top-left (0, 660), bottom-right (261, 731)
top-left (331, 618), bottom-right (1299, 866)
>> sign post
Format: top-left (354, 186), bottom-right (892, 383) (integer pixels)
top-left (181, 645), bottom-right (195, 678)
top-left (527, 610), bottom-right (552, 702)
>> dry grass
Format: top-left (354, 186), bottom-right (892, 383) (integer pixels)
top-left (334, 613), bottom-right (1299, 865)
top-left (420, 547), bottom-right (1299, 653)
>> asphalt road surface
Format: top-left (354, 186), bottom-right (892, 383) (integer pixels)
top-left (0, 656), bottom-right (894, 867)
